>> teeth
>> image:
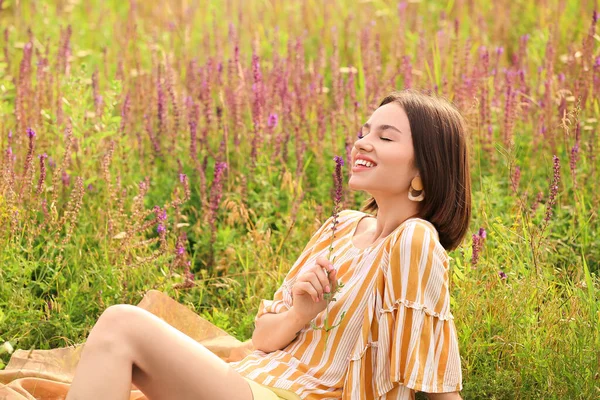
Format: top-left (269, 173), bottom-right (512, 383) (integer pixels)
top-left (354, 159), bottom-right (375, 168)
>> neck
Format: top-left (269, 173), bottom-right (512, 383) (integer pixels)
top-left (366, 192), bottom-right (420, 241)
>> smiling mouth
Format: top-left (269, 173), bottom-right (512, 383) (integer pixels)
top-left (353, 159), bottom-right (377, 168)
top-left (352, 164), bottom-right (376, 172)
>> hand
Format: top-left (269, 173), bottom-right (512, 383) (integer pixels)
top-left (290, 256), bottom-right (338, 325)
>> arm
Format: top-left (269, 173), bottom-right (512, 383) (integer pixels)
top-left (425, 392), bottom-right (462, 400)
top-left (251, 307), bottom-right (306, 353)
top-left (252, 214), bottom-right (343, 353)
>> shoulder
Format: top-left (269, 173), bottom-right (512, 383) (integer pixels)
top-left (312, 209), bottom-right (365, 239)
top-left (323, 209), bottom-right (366, 228)
top-left (393, 218), bottom-right (448, 263)
top-left (338, 209), bottom-right (366, 220)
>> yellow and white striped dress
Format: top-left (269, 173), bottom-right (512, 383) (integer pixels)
top-left (229, 209), bottom-right (462, 399)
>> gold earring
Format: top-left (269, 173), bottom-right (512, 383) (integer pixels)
top-left (408, 177), bottom-right (425, 202)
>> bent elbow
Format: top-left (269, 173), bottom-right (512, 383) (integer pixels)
top-left (251, 326), bottom-right (273, 353)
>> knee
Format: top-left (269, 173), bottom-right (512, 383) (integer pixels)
top-left (97, 304), bottom-right (144, 335)
top-left (86, 304), bottom-right (143, 355)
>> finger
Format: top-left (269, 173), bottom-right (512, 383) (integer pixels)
top-left (316, 257), bottom-right (334, 273)
top-left (312, 265), bottom-right (331, 294)
top-left (328, 269), bottom-right (338, 290)
top-left (306, 273), bottom-right (324, 300)
top-left (296, 282), bottom-right (319, 303)
top-left (316, 257), bottom-right (335, 287)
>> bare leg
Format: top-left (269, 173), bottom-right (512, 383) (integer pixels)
top-left (65, 304), bottom-right (254, 400)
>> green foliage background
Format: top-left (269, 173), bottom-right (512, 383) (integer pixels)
top-left (0, 0), bottom-right (598, 398)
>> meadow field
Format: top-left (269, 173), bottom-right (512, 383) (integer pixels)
top-left (0, 0), bottom-right (599, 398)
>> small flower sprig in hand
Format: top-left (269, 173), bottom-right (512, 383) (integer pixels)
top-left (310, 155), bottom-right (346, 346)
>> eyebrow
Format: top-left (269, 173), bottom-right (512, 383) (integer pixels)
top-left (362, 123), bottom-right (402, 135)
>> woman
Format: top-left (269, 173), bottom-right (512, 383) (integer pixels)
top-left (65, 89), bottom-right (470, 400)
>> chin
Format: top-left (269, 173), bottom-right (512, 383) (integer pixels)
top-left (348, 179), bottom-right (369, 193)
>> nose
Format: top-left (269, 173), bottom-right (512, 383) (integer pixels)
top-left (354, 134), bottom-right (373, 152)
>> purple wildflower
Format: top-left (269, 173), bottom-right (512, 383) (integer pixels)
top-left (471, 228), bottom-right (487, 268)
top-left (315, 156), bottom-right (348, 343)
top-left (209, 162), bottom-right (228, 230)
top-left (157, 71), bottom-right (166, 134)
top-left (478, 228), bottom-right (487, 240)
top-left (179, 173), bottom-right (191, 201)
top-left (570, 123), bottom-right (581, 181)
top-left (154, 206), bottom-right (167, 222)
top-left (498, 271), bottom-right (507, 279)
top-left (570, 142), bottom-right (580, 176)
top-left (328, 156), bottom-right (345, 238)
top-left (267, 113), bottom-right (278, 129)
top-left (27, 128), bottom-right (36, 138)
top-left (511, 166), bottom-right (521, 193)
top-left (37, 153), bottom-right (48, 195)
top-left (402, 55), bottom-right (412, 88)
top-left (333, 156), bottom-right (344, 206)
top-left (153, 206), bottom-right (168, 234)
top-left (543, 155), bottom-right (561, 225)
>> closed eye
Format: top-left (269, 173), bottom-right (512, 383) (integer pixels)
top-left (357, 133), bottom-right (392, 142)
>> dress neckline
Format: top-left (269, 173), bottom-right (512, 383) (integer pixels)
top-left (349, 211), bottom-right (421, 251)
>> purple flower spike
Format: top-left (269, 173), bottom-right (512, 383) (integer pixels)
top-left (333, 156), bottom-right (344, 205)
top-left (478, 228), bottom-right (487, 240)
top-left (498, 271), bottom-right (507, 279)
top-left (179, 173), bottom-right (187, 183)
top-left (209, 162), bottom-right (228, 230)
top-left (27, 128), bottom-right (36, 138)
top-left (471, 228), bottom-right (487, 268)
top-left (62, 171), bottom-right (70, 186)
top-left (154, 206), bottom-right (167, 222)
top-left (157, 224), bottom-right (166, 234)
top-left (267, 113), bottom-right (278, 129)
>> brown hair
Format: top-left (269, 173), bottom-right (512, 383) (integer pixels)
top-left (361, 89), bottom-right (471, 250)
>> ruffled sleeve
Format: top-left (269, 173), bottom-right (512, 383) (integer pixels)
top-left (254, 211), bottom-right (347, 322)
top-left (375, 220), bottom-right (462, 395)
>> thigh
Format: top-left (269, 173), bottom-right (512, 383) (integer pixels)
top-left (243, 377), bottom-right (281, 400)
top-left (99, 304), bottom-right (253, 400)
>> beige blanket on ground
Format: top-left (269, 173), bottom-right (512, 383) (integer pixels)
top-left (0, 290), bottom-right (255, 399)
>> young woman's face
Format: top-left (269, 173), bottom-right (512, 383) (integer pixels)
top-left (349, 102), bottom-right (419, 197)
